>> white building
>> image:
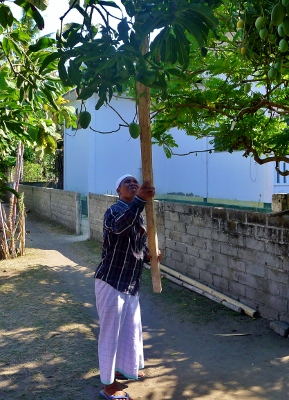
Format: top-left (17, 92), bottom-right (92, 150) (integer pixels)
top-left (63, 91), bottom-right (289, 209)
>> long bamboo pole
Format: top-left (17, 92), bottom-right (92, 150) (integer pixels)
top-left (137, 37), bottom-right (162, 293)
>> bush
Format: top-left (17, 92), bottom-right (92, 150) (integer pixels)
top-left (21, 162), bottom-right (44, 182)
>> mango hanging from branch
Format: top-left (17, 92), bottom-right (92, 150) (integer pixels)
top-left (271, 3), bottom-right (286, 26)
top-left (78, 111), bottom-right (91, 129)
top-left (129, 122), bottom-right (140, 139)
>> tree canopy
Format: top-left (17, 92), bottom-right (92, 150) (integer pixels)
top-left (0, 0), bottom-right (76, 168)
top-left (47, 0), bottom-right (289, 175)
top-left (2, 0), bottom-right (289, 178)
top-left (150, 0), bottom-right (289, 176)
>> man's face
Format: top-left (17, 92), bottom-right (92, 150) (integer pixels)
top-left (117, 176), bottom-right (140, 202)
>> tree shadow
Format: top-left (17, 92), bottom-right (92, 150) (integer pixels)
top-left (2, 211), bottom-right (289, 400)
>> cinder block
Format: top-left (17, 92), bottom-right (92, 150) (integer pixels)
top-left (220, 243), bottom-right (238, 257)
top-left (171, 249), bottom-right (184, 262)
top-left (175, 241), bottom-right (187, 253)
top-left (270, 320), bottom-right (289, 337)
top-left (272, 194), bottom-right (289, 212)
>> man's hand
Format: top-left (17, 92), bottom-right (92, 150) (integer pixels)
top-left (147, 250), bottom-right (162, 263)
top-left (137, 181), bottom-right (155, 201)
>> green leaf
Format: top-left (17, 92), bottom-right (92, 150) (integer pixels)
top-left (177, 15), bottom-right (207, 48)
top-left (150, 27), bottom-right (167, 62)
top-left (29, 37), bottom-right (56, 52)
top-left (94, 57), bottom-right (117, 75)
top-left (40, 52), bottom-right (60, 73)
top-left (2, 37), bottom-right (10, 54)
top-left (16, 75), bottom-right (25, 89)
top-left (77, 85), bottom-right (97, 101)
top-left (141, 15), bottom-right (166, 37)
top-left (0, 5), bottom-right (14, 27)
top-left (9, 40), bottom-right (22, 58)
top-left (10, 31), bottom-right (31, 44)
top-left (166, 68), bottom-right (186, 79)
top-left (0, 75), bottom-right (9, 91)
top-left (68, 60), bottom-right (81, 87)
top-left (14, 0), bottom-right (45, 29)
top-left (186, 3), bottom-right (219, 28)
top-left (42, 87), bottom-right (59, 110)
top-left (19, 87), bottom-right (25, 103)
top-left (58, 59), bottom-right (72, 86)
top-left (118, 18), bottom-right (130, 42)
top-left (173, 24), bottom-right (190, 69)
top-left (26, 0), bottom-right (49, 11)
top-left (95, 96), bottom-right (106, 110)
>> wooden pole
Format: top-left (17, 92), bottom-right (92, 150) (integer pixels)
top-left (137, 37), bottom-right (162, 293)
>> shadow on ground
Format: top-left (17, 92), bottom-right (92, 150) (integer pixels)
top-left (0, 212), bottom-right (288, 399)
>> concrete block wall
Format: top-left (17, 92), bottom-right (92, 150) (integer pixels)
top-left (18, 186), bottom-right (289, 322)
top-left (88, 194), bottom-right (166, 252)
top-left (89, 193), bottom-right (117, 241)
top-left (89, 194), bottom-right (289, 322)
top-left (19, 185), bottom-right (81, 234)
top-left (163, 202), bottom-right (289, 322)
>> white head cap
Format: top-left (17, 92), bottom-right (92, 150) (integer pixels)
top-left (115, 174), bottom-right (133, 191)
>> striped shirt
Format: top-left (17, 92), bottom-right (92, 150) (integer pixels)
top-left (94, 195), bottom-right (148, 295)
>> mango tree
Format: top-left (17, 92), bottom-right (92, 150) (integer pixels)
top-left (148, 0), bottom-right (289, 177)
top-left (0, 0), bottom-right (76, 258)
top-left (52, 0), bottom-right (223, 292)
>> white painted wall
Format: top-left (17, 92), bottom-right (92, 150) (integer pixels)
top-left (63, 93), bottom-right (286, 203)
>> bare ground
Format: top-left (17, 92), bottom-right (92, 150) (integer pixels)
top-left (0, 212), bottom-right (289, 400)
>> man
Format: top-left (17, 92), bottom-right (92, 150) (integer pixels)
top-left (94, 174), bottom-right (161, 400)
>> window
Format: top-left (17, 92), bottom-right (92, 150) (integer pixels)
top-left (276, 162), bottom-right (287, 184)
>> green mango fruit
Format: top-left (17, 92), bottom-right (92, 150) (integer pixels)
top-left (241, 46), bottom-right (246, 55)
top-left (78, 111), bottom-right (91, 129)
top-left (255, 16), bottom-right (266, 30)
top-left (259, 27), bottom-right (268, 39)
top-left (268, 67), bottom-right (277, 79)
top-left (269, 33), bottom-right (277, 43)
top-left (280, 38), bottom-right (288, 52)
top-left (271, 3), bottom-right (286, 26)
top-left (282, 0), bottom-right (288, 6)
top-left (275, 71), bottom-right (282, 83)
top-left (274, 61), bottom-right (282, 72)
top-left (129, 122), bottom-right (140, 139)
top-left (244, 83), bottom-right (251, 93)
top-left (278, 24), bottom-right (285, 37)
top-left (282, 16), bottom-right (289, 35)
top-left (259, 28), bottom-right (269, 40)
top-left (237, 19), bottom-right (244, 29)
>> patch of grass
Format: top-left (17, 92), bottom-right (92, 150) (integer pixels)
top-left (71, 239), bottom-right (102, 267)
top-left (141, 268), bottom-right (241, 324)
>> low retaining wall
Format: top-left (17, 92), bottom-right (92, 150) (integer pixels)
top-left (18, 186), bottom-right (289, 322)
top-left (19, 184), bottom-right (81, 234)
top-left (89, 193), bottom-right (289, 322)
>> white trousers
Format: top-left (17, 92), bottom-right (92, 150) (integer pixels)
top-left (95, 279), bottom-right (144, 385)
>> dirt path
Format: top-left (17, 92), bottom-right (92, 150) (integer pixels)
top-left (1, 212), bottom-right (289, 400)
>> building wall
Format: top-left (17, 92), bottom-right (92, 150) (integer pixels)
top-left (63, 95), bottom-right (282, 203)
top-left (89, 193), bottom-right (289, 322)
top-left (19, 184), bottom-right (81, 234)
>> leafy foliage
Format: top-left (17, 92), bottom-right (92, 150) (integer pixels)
top-left (149, 0), bottom-right (289, 175)
top-left (0, 1), bottom-right (77, 192)
top-left (56, 0), bottom-right (222, 109)
top-left (55, 0), bottom-right (289, 175)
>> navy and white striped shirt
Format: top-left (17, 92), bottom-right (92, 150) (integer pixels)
top-left (94, 195), bottom-right (148, 295)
